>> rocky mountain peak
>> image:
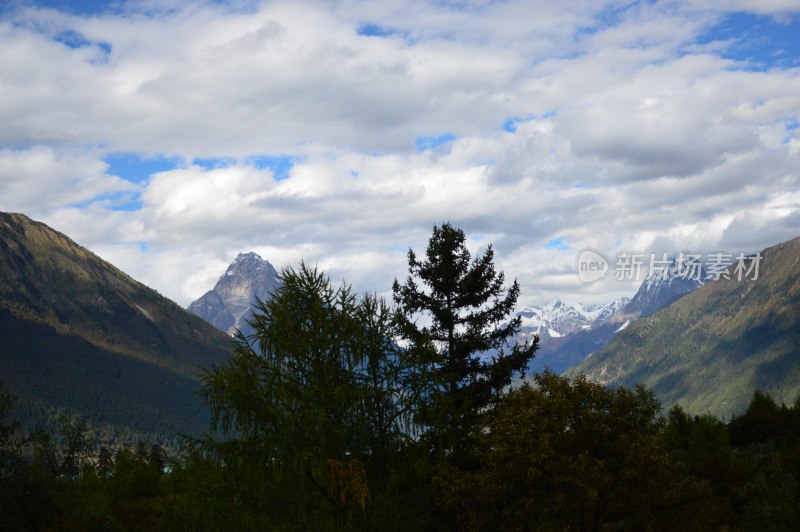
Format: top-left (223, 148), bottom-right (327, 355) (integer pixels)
top-left (188, 252), bottom-right (281, 336)
top-left (231, 251), bottom-right (264, 267)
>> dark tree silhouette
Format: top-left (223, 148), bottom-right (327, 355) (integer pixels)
top-left (392, 222), bottom-right (537, 461)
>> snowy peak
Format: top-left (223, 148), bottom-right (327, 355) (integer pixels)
top-left (517, 297), bottom-right (629, 339)
top-left (625, 254), bottom-right (704, 320)
top-left (518, 300), bottom-right (586, 338)
top-left (583, 297), bottom-right (631, 326)
top-left (639, 253), bottom-right (705, 294)
top-left (520, 255), bottom-right (704, 376)
top-left (235, 251), bottom-right (261, 262)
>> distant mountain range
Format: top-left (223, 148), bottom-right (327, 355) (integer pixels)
top-left (4, 209), bottom-right (796, 442)
top-left (190, 250), bottom-right (707, 377)
top-left (570, 237), bottom-right (800, 418)
top-left (187, 252), bottom-right (281, 336)
top-left (517, 298), bottom-right (630, 339)
top-left (0, 212), bottom-right (231, 447)
top-left (520, 256), bottom-right (704, 374)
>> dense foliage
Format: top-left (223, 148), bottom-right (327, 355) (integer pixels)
top-left (2, 224), bottom-right (799, 530)
top-left (4, 378), bottom-right (800, 530)
top-left (195, 262), bottom-right (425, 529)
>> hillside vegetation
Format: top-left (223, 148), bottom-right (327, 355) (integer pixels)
top-left (570, 236), bottom-right (800, 418)
top-left (0, 212), bottom-right (231, 447)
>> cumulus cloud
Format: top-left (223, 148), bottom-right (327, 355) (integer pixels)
top-left (1, 0), bottom-right (799, 307)
top-left (0, 147), bottom-right (136, 215)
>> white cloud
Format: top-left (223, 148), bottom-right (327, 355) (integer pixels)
top-left (1, 0), bottom-right (799, 308)
top-left (0, 147), bottom-right (136, 215)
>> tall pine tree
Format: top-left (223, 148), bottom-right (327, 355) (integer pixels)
top-left (392, 222), bottom-right (537, 461)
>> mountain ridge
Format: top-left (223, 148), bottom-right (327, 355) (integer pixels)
top-left (521, 255), bottom-right (704, 375)
top-left (570, 236), bottom-right (800, 418)
top-left (0, 212), bottom-right (232, 446)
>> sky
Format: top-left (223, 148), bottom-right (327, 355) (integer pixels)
top-left (1, 0), bottom-right (799, 308)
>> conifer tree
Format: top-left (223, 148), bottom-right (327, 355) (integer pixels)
top-left (97, 446), bottom-right (114, 478)
top-left (392, 222), bottom-right (537, 460)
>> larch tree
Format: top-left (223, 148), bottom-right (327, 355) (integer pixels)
top-left (201, 262), bottom-right (416, 528)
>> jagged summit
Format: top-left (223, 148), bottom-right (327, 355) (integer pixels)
top-left (517, 297), bottom-right (630, 339)
top-left (188, 252), bottom-right (281, 336)
top-left (231, 251), bottom-right (264, 266)
top-left (518, 252), bottom-right (706, 376)
top-left (625, 254), bottom-right (705, 319)
top-left (584, 297), bottom-right (631, 325)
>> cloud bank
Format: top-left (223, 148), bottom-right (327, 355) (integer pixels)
top-left (1, 0), bottom-right (798, 306)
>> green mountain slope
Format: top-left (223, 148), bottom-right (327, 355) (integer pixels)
top-left (0, 212), bottom-right (231, 446)
top-left (569, 236), bottom-right (800, 419)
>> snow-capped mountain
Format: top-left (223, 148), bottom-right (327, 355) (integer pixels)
top-left (622, 254), bottom-right (705, 320)
top-left (520, 254), bottom-right (703, 375)
top-left (583, 297), bottom-right (631, 326)
top-left (518, 300), bottom-right (588, 338)
top-left (517, 297), bottom-right (630, 340)
top-left (188, 252), bottom-right (281, 335)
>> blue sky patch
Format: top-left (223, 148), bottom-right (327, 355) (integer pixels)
top-left (54, 30), bottom-right (112, 63)
top-left (250, 155), bottom-right (299, 181)
top-left (55, 30), bottom-right (90, 48)
top-left (503, 114), bottom-right (533, 133)
top-left (108, 192), bottom-right (143, 212)
top-left (192, 156), bottom-right (235, 169)
top-left (503, 112), bottom-right (554, 132)
top-left (785, 120), bottom-right (799, 143)
top-left (71, 191), bottom-right (142, 212)
top-left (415, 133), bottom-right (456, 152)
top-left (575, 3), bottom-right (631, 38)
top-left (24, 0), bottom-right (114, 15)
top-left (357, 23), bottom-right (395, 37)
top-left (105, 153), bottom-right (180, 184)
top-left (697, 12), bottom-right (800, 70)
top-left (544, 236), bottom-right (571, 252)
top-left (503, 117), bottom-right (520, 133)
top-left (192, 155), bottom-right (299, 180)
top-left (356, 23), bottom-right (413, 43)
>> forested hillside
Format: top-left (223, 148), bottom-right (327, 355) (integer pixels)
top-left (0, 212), bottom-right (231, 447)
top-left (571, 236), bottom-right (800, 418)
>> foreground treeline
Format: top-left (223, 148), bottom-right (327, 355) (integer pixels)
top-left (2, 224), bottom-right (800, 530)
top-left (3, 377), bottom-right (800, 531)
